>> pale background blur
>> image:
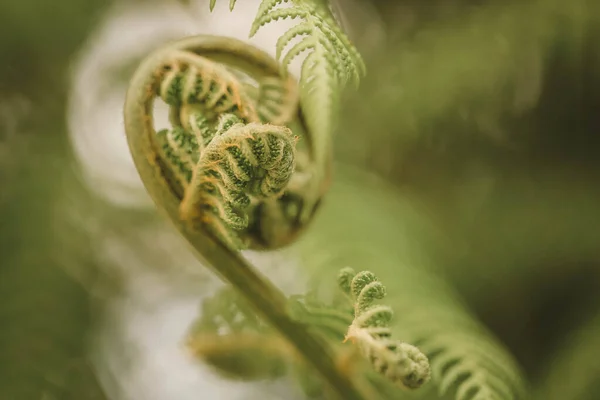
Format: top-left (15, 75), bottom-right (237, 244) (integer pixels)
top-left (2, 0), bottom-right (599, 399)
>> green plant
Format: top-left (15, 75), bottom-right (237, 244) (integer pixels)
top-left (187, 267), bottom-right (431, 397)
top-left (122, 2), bottom-right (374, 396)
top-left (4, 0), bottom-right (600, 399)
top-left (122, 1), bottom-right (526, 399)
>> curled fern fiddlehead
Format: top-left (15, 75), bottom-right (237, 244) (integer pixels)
top-left (125, 35), bottom-right (328, 250)
top-left (250, 0), bottom-right (366, 221)
top-left (124, 2), bottom-right (369, 398)
top-left (339, 267), bottom-right (432, 390)
top-left (187, 268), bottom-right (432, 398)
top-left (210, 0), bottom-right (366, 222)
top-left (158, 112), bottom-right (297, 247)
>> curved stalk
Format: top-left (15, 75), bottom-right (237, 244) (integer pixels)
top-left (124, 35), bottom-right (365, 399)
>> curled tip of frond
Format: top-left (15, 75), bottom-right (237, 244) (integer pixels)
top-left (356, 281), bottom-right (386, 313)
top-left (338, 267), bottom-right (356, 294)
top-left (340, 268), bottom-right (431, 391)
top-left (396, 343), bottom-right (431, 389)
top-left (178, 121), bottom-right (296, 247)
top-left (356, 305), bottom-right (393, 328)
top-left (248, 0), bottom-right (366, 137)
top-left (140, 37), bottom-right (307, 250)
top-left (350, 270), bottom-right (379, 298)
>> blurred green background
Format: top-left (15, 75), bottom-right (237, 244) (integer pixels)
top-left (1, 0), bottom-right (599, 399)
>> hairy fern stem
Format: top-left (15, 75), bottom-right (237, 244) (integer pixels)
top-left (123, 35), bottom-right (367, 399)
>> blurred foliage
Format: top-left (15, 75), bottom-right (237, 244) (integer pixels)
top-left (335, 0), bottom-right (600, 392)
top-left (0, 0), bottom-right (111, 398)
top-left (1, 0), bottom-right (600, 399)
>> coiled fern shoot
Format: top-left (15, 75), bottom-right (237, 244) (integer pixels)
top-left (123, 19), bottom-right (368, 399)
top-left (187, 267), bottom-right (430, 397)
top-left (211, 0), bottom-right (366, 219)
top-left (122, 1), bottom-right (528, 399)
top-left (294, 167), bottom-right (529, 400)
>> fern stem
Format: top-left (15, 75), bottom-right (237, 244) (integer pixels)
top-left (124, 35), bottom-right (365, 400)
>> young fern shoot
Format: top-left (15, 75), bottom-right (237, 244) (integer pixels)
top-left (339, 267), bottom-right (431, 390)
top-left (124, 35), bottom-right (367, 400)
top-left (125, 36), bottom-right (326, 250)
top-left (187, 269), bottom-right (432, 397)
top-left (210, 0), bottom-right (366, 222)
top-left (157, 113), bottom-right (297, 248)
top-left (124, 1), bottom-right (370, 398)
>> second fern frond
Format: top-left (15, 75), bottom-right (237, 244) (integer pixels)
top-left (339, 267), bottom-right (431, 390)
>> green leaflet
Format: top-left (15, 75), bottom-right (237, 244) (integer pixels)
top-left (124, 34), bottom-right (367, 399)
top-left (340, 268), bottom-right (431, 390)
top-left (209, 0), bottom-right (366, 221)
top-left (126, 36), bottom-right (311, 250)
top-left (186, 266), bottom-right (431, 397)
top-left (292, 165), bottom-right (529, 400)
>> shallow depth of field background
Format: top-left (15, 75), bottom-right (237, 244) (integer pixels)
top-left (1, 0), bottom-right (599, 399)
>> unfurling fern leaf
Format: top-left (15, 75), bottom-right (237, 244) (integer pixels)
top-left (295, 167), bottom-right (529, 400)
top-left (179, 116), bottom-right (297, 247)
top-left (126, 34), bottom-right (368, 399)
top-left (208, 0), bottom-right (365, 221)
top-left (250, 0), bottom-right (366, 219)
top-left (125, 35), bottom-right (330, 250)
top-left (339, 268), bottom-right (431, 390)
top-left (187, 267), bottom-right (432, 397)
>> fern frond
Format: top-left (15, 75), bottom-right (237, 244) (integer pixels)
top-left (242, 0), bottom-right (365, 221)
top-left (125, 35), bottom-right (368, 399)
top-left (250, 0), bottom-right (364, 84)
top-left (157, 55), bottom-right (258, 122)
top-left (250, 0), bottom-right (365, 127)
top-left (255, 75), bottom-right (299, 126)
top-left (205, 0), bottom-right (365, 223)
top-left (295, 167), bottom-right (529, 400)
top-left (188, 273), bottom-right (428, 397)
top-left (339, 268), bottom-right (431, 390)
top-left (126, 37), bottom-right (317, 249)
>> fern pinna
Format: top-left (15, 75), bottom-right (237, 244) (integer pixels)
top-left (339, 268), bottom-right (431, 390)
top-left (123, 30), bottom-right (369, 399)
top-left (187, 268), bottom-right (430, 398)
top-left (223, 0), bottom-right (366, 220)
top-left (124, 35), bottom-right (324, 250)
top-left (293, 167), bottom-right (529, 400)
top-left (125, 0), bottom-right (365, 250)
